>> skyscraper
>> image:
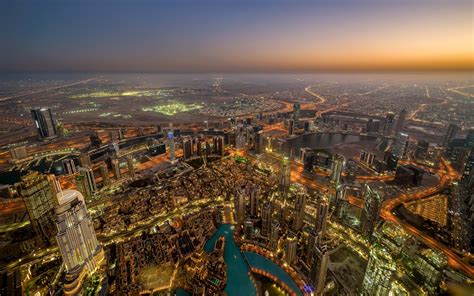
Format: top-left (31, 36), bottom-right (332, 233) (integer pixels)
top-left (249, 186), bottom-right (260, 217)
top-left (361, 245), bottom-right (396, 295)
top-left (99, 163), bottom-right (110, 186)
top-left (383, 112), bottom-right (395, 136)
top-left (76, 167), bottom-right (97, 198)
top-left (216, 136), bottom-right (225, 156)
top-left (235, 189), bottom-right (246, 225)
top-left (62, 158), bottom-right (77, 175)
top-left (278, 157), bottom-right (291, 199)
top-left (17, 172), bottom-right (58, 243)
top-left (293, 103), bottom-right (301, 123)
top-left (55, 189), bottom-right (104, 295)
top-left (309, 244), bottom-right (330, 295)
top-left (111, 158), bottom-right (121, 180)
top-left (126, 155), bottom-right (135, 178)
top-left (315, 198), bottom-right (328, 238)
top-left (31, 107), bottom-right (57, 140)
top-left (284, 231), bottom-right (297, 265)
top-left (183, 137), bottom-right (193, 159)
top-left (261, 201), bottom-right (272, 237)
top-left (331, 154), bottom-right (344, 185)
top-left (415, 140), bottom-right (430, 160)
top-left (360, 184), bottom-right (383, 238)
top-left (269, 222), bottom-right (280, 251)
top-left (292, 193), bottom-right (306, 231)
top-left (168, 130), bottom-right (176, 162)
top-left (78, 153), bottom-right (92, 168)
top-left (288, 119), bottom-right (295, 135)
top-left (394, 108), bottom-right (406, 135)
top-left (393, 132), bottom-right (409, 159)
top-left (442, 123), bottom-right (459, 147)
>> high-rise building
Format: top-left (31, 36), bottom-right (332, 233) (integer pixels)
top-left (393, 132), bottom-right (409, 159)
top-left (305, 231), bottom-right (320, 266)
top-left (269, 222), bottom-right (280, 251)
top-left (111, 158), bottom-right (121, 180)
top-left (216, 136), bottom-right (225, 156)
top-left (76, 167), bottom-right (97, 198)
top-left (235, 189), bottom-right (246, 225)
top-left (126, 155), bottom-right (135, 178)
top-left (461, 148), bottom-right (474, 184)
top-left (331, 154), bottom-right (344, 185)
top-left (360, 184), bottom-right (383, 238)
top-left (383, 112), bottom-right (395, 136)
top-left (118, 128), bottom-right (124, 140)
top-left (361, 245), bottom-right (396, 295)
top-left (78, 153), bottom-right (92, 168)
top-left (99, 163), bottom-right (110, 186)
top-left (31, 107), bottom-right (57, 140)
top-left (62, 158), bottom-right (77, 175)
top-left (334, 184), bottom-right (347, 218)
top-left (309, 244), bottom-right (330, 295)
top-left (315, 198), bottom-right (328, 238)
top-left (292, 193), bottom-right (306, 231)
top-left (183, 137), bottom-right (193, 159)
top-left (9, 146), bottom-right (29, 163)
top-left (278, 157), bottom-right (291, 199)
top-left (55, 189), bottom-right (104, 295)
top-left (293, 103), bottom-right (301, 123)
top-left (244, 220), bottom-right (254, 240)
top-left (17, 172), bottom-right (58, 243)
top-left (415, 140), bottom-right (430, 160)
top-left (261, 201), bottom-right (272, 237)
top-left (394, 108), bottom-right (406, 135)
top-left (168, 130), bottom-right (176, 162)
top-left (249, 186), bottom-right (259, 217)
top-left (442, 123), bottom-right (459, 147)
top-left (288, 119), bottom-right (295, 135)
top-left (284, 231), bottom-right (297, 265)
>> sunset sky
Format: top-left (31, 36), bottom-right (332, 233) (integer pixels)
top-left (1, 0), bottom-right (472, 72)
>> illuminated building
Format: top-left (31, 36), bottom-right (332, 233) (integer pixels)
top-left (305, 231), bottom-right (320, 266)
top-left (394, 165), bottom-right (423, 186)
top-left (109, 141), bottom-right (120, 157)
top-left (112, 158), bottom-right (121, 180)
top-left (315, 198), bottom-right (328, 238)
top-left (360, 184), bottom-right (382, 238)
top-left (330, 154), bottom-right (344, 185)
top-left (249, 185), bottom-right (259, 217)
top-left (235, 189), bottom-right (246, 225)
top-left (216, 136), bottom-right (225, 156)
top-left (76, 167), bottom-right (97, 198)
top-left (278, 157), bottom-right (291, 199)
top-left (54, 189), bottom-right (104, 295)
top-left (415, 140), bottom-right (430, 160)
top-left (18, 172), bottom-right (58, 243)
top-left (293, 103), bottom-right (301, 123)
top-left (244, 220), bottom-right (254, 239)
top-left (126, 155), bottom-right (135, 178)
top-left (183, 137), bottom-right (193, 159)
top-left (442, 123), bottom-right (459, 147)
top-left (269, 222), bottom-right (280, 251)
top-left (393, 132), bottom-right (409, 158)
top-left (9, 146), bottom-right (30, 163)
top-left (292, 193), bottom-right (306, 231)
top-left (99, 163), bottom-right (110, 186)
top-left (261, 201), bottom-right (272, 237)
top-left (309, 244), bottom-right (330, 295)
top-left (284, 231), bottom-right (297, 265)
top-left (361, 245), bottom-right (396, 296)
top-left (461, 148), bottom-right (474, 183)
top-left (31, 107), bottom-right (57, 140)
top-left (394, 108), bottom-right (406, 135)
top-left (168, 130), bottom-right (176, 162)
top-left (78, 153), bottom-right (92, 168)
top-left (334, 184), bottom-right (348, 219)
top-left (62, 158), bottom-right (77, 175)
top-left (288, 119), bottom-right (295, 135)
top-left (382, 112), bottom-right (395, 136)
top-left (360, 150), bottom-right (375, 166)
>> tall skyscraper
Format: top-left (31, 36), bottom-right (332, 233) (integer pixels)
top-left (284, 231), bottom-right (297, 265)
top-left (78, 153), bottom-right (92, 168)
top-left (383, 112), bottom-right (395, 136)
top-left (360, 184), bottom-right (383, 238)
top-left (55, 189), bottom-right (104, 295)
top-left (331, 154), bottom-right (344, 185)
top-left (334, 184), bottom-right (347, 218)
top-left (99, 163), bottom-right (110, 186)
top-left (126, 155), bottom-right (135, 178)
top-left (269, 222), bottom-right (280, 251)
top-left (309, 244), bottom-right (330, 295)
top-left (261, 201), bottom-right (272, 237)
top-left (288, 119), bottom-right (295, 135)
top-left (394, 108), bottom-right (406, 135)
top-left (235, 189), bottom-right (246, 225)
top-left (442, 123), bottom-right (459, 147)
top-left (111, 158), bottom-right (121, 180)
top-left (393, 132), bottom-right (409, 159)
top-left (76, 167), bottom-right (97, 198)
top-left (62, 158), bottom-right (77, 175)
top-left (361, 245), bottom-right (396, 295)
top-left (249, 186), bottom-right (260, 217)
top-left (168, 130), bottom-right (176, 162)
top-left (18, 172), bottom-right (58, 243)
top-left (315, 198), bottom-right (328, 238)
top-left (216, 136), bottom-right (225, 156)
top-left (415, 140), bottom-right (430, 160)
top-left (183, 137), bottom-right (193, 159)
top-left (278, 157), bottom-right (291, 199)
top-left (292, 193), bottom-right (306, 231)
top-left (31, 107), bottom-right (57, 140)
top-left (293, 103), bottom-right (301, 123)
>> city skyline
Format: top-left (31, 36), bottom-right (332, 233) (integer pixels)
top-left (1, 0), bottom-right (472, 73)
